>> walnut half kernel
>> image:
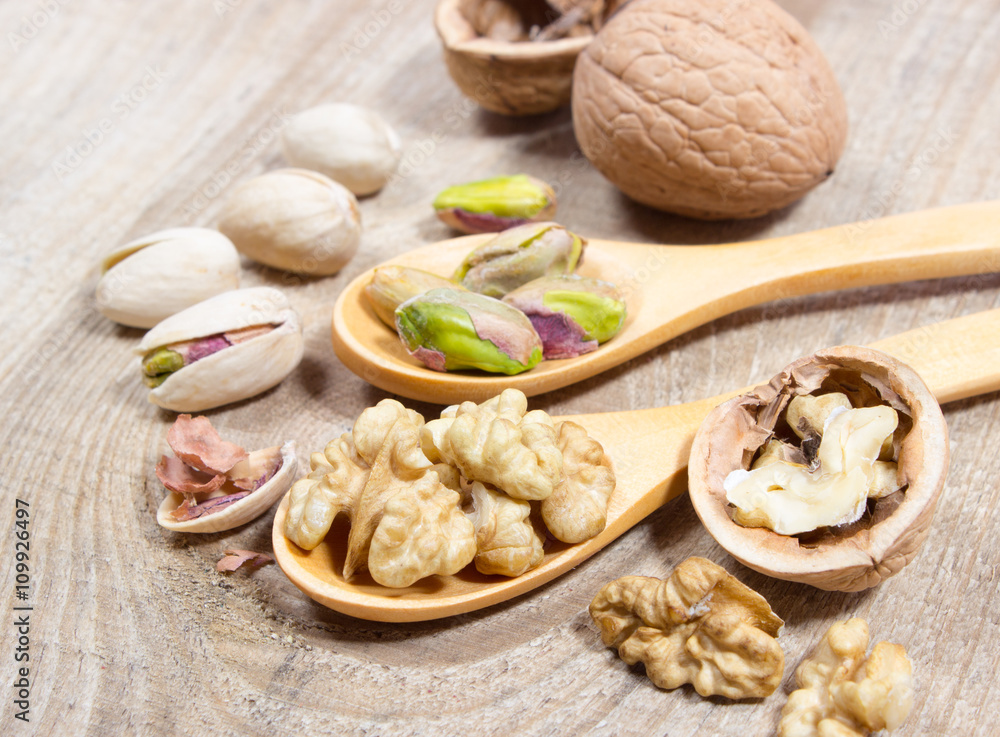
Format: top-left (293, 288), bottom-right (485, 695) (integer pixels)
top-left (779, 618), bottom-right (914, 737)
top-left (283, 389), bottom-right (615, 586)
top-left (589, 557), bottom-right (784, 699)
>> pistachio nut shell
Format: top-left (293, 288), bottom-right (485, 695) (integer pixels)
top-left (395, 287), bottom-right (542, 374)
top-left (503, 274), bottom-right (626, 358)
top-left (364, 265), bottom-right (463, 328)
top-left (280, 103), bottom-right (402, 196)
top-left (156, 441), bottom-right (298, 532)
top-left (137, 287), bottom-right (304, 412)
top-left (217, 168), bottom-right (361, 275)
top-left (433, 174), bottom-right (558, 234)
top-left (96, 227), bottom-right (241, 328)
top-left (453, 222), bottom-right (585, 297)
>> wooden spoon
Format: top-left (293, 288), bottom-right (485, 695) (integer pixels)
top-left (276, 308), bottom-right (1000, 621)
top-left (332, 201), bottom-right (1000, 404)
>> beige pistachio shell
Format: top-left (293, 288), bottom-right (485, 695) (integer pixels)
top-left (434, 0), bottom-right (594, 115)
top-left (280, 103), bottom-right (402, 196)
top-left (217, 168), bottom-right (361, 275)
top-left (96, 227), bottom-right (240, 328)
top-left (157, 441), bottom-right (298, 532)
top-left (137, 287), bottom-right (305, 412)
top-left (688, 346), bottom-right (949, 592)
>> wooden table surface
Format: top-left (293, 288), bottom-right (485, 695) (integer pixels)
top-left (2, 1), bottom-right (999, 734)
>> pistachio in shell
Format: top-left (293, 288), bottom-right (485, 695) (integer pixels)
top-left (453, 221), bottom-right (585, 298)
top-left (96, 227), bottom-right (241, 329)
top-left (395, 287), bottom-right (543, 374)
top-left (137, 287), bottom-right (305, 412)
top-left (502, 274), bottom-right (626, 358)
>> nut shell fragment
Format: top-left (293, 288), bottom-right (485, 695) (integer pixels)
top-left (157, 441), bottom-right (298, 533)
top-left (688, 346), bottom-right (949, 591)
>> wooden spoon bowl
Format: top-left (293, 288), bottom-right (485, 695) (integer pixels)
top-left (277, 309), bottom-right (1000, 621)
top-left (331, 201), bottom-right (1000, 405)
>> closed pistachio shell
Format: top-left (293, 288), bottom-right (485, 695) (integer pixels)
top-left (395, 287), bottom-right (542, 374)
top-left (364, 265), bottom-right (463, 327)
top-left (433, 174), bottom-right (557, 234)
top-left (156, 441), bottom-right (298, 532)
top-left (280, 103), bottom-right (402, 196)
top-left (217, 168), bottom-right (361, 275)
top-left (95, 227), bottom-right (240, 328)
top-left (453, 221), bottom-right (585, 297)
top-left (137, 287), bottom-right (304, 412)
top-left (503, 274), bottom-right (626, 358)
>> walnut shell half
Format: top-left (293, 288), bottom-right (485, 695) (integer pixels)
top-left (688, 346), bottom-right (949, 592)
top-left (571, 0), bottom-right (848, 219)
top-left (435, 0), bottom-right (617, 115)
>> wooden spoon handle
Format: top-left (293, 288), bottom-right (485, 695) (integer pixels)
top-left (869, 308), bottom-right (1000, 404)
top-left (633, 201), bottom-right (1000, 338)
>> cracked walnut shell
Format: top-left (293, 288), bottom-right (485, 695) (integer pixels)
top-left (572, 0), bottom-right (848, 219)
top-left (688, 346), bottom-right (949, 592)
top-left (589, 557), bottom-right (784, 699)
top-left (435, 0), bottom-right (621, 115)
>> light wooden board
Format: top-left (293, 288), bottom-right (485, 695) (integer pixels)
top-left (2, 1), bottom-right (999, 734)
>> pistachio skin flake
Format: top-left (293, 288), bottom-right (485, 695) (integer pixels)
top-left (453, 222), bottom-right (585, 298)
top-left (503, 275), bottom-right (626, 359)
top-left (395, 288), bottom-right (543, 375)
top-left (433, 174), bottom-right (557, 234)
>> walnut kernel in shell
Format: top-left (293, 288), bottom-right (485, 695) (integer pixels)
top-left (688, 346), bottom-right (949, 592)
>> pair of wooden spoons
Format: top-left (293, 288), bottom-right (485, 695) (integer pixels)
top-left (273, 202), bottom-right (1000, 622)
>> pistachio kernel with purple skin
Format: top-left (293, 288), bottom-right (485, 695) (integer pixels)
top-left (433, 174), bottom-right (557, 234)
top-left (503, 275), bottom-right (626, 359)
top-left (453, 221), bottom-right (585, 298)
top-left (394, 287), bottom-right (543, 375)
top-left (141, 324), bottom-right (275, 387)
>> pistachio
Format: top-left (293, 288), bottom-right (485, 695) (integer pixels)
top-left (364, 265), bottom-right (463, 328)
top-left (395, 287), bottom-right (542, 374)
top-left (280, 103), bottom-right (402, 196)
top-left (502, 274), bottom-right (626, 358)
top-left (433, 174), bottom-right (557, 234)
top-left (453, 222), bottom-right (585, 297)
top-left (217, 168), bottom-right (361, 275)
top-left (95, 227), bottom-right (240, 328)
top-left (136, 287), bottom-right (304, 412)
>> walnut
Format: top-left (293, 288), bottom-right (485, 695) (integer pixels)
top-left (540, 420), bottom-right (615, 543)
top-left (572, 0), bottom-right (848, 219)
top-left (689, 346), bottom-right (949, 592)
top-left (778, 618), bottom-right (914, 737)
top-left (421, 388), bottom-right (563, 501)
top-left (589, 557), bottom-right (784, 699)
top-left (283, 399), bottom-right (476, 587)
top-left (467, 481), bottom-right (545, 576)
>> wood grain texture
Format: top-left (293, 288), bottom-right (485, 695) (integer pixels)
top-left (1, 1), bottom-right (999, 735)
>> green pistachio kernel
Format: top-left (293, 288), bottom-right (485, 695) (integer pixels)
top-left (395, 288), bottom-right (542, 375)
top-left (433, 174), bottom-right (557, 234)
top-left (141, 348), bottom-right (184, 387)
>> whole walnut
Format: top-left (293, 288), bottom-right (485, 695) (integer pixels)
top-left (572, 0), bottom-right (848, 219)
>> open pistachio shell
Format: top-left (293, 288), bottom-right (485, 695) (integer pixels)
top-left (137, 287), bottom-right (304, 412)
top-left (688, 346), bottom-right (949, 592)
top-left (157, 441), bottom-right (298, 532)
top-left (96, 227), bottom-right (241, 329)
